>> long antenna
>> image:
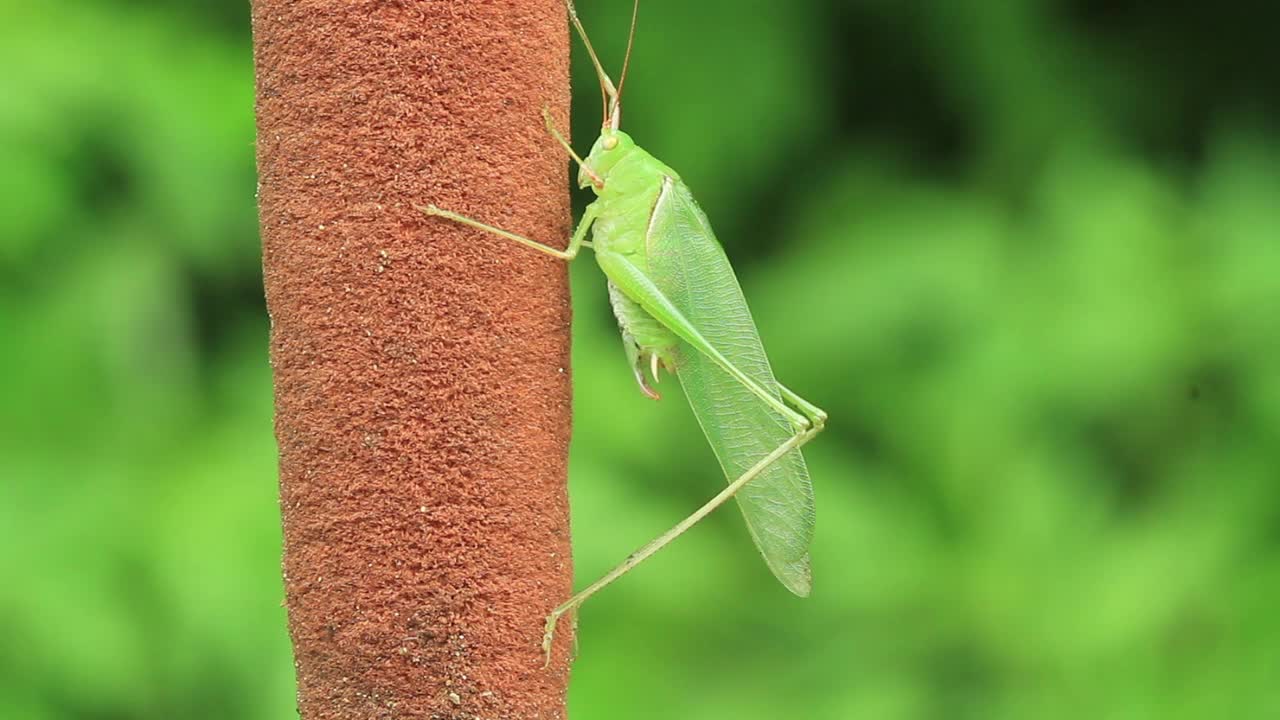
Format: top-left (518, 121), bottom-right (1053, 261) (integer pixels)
top-left (611, 0), bottom-right (640, 129)
top-left (565, 0), bottom-right (618, 126)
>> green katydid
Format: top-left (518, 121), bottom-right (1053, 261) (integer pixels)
top-left (421, 0), bottom-right (825, 660)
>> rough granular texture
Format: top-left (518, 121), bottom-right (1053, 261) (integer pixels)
top-left (252, 1), bottom-right (574, 717)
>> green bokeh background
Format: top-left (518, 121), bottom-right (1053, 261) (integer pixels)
top-left (4, 1), bottom-right (1278, 718)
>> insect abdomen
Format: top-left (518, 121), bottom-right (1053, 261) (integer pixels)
top-left (607, 280), bottom-right (677, 355)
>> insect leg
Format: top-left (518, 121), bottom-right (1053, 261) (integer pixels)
top-left (420, 203), bottom-right (598, 261)
top-left (777, 384), bottom-right (827, 430)
top-left (542, 420), bottom-right (822, 663)
top-left (541, 108), bottom-right (604, 189)
top-left (596, 252), bottom-right (810, 430)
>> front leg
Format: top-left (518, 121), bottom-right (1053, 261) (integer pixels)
top-left (420, 202), bottom-right (598, 261)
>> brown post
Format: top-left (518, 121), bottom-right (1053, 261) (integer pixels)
top-left (252, 2), bottom-right (575, 718)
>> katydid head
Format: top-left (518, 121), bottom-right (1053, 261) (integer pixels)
top-left (578, 129), bottom-right (636, 190)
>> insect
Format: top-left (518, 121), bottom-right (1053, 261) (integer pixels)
top-left (422, 0), bottom-right (825, 661)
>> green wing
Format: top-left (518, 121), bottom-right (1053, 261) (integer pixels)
top-left (644, 177), bottom-right (815, 596)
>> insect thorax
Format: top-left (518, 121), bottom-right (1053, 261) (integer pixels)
top-left (589, 147), bottom-right (674, 255)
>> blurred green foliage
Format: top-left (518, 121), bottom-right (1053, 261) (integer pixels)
top-left (3, 1), bottom-right (1278, 718)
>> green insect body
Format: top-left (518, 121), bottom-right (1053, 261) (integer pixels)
top-left (422, 0), bottom-right (825, 661)
top-left (583, 132), bottom-right (815, 594)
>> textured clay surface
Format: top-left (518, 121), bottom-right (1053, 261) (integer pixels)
top-left (252, 1), bottom-right (574, 718)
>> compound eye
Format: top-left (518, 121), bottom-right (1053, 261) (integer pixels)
top-left (602, 136), bottom-right (619, 151)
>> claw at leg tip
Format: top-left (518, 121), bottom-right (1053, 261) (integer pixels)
top-left (632, 367), bottom-right (661, 401)
top-left (541, 613), bottom-right (558, 667)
